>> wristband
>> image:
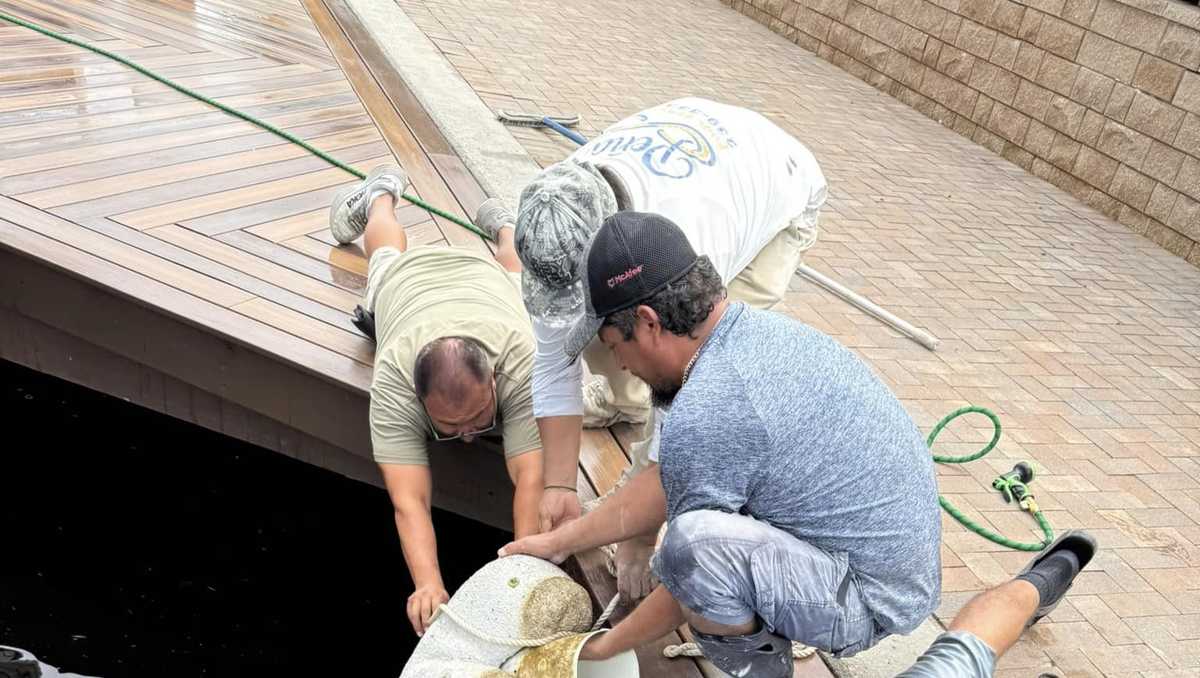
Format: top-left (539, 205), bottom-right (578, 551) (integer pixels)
top-left (544, 484), bottom-right (578, 493)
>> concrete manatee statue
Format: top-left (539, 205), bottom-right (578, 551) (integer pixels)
top-left (399, 555), bottom-right (638, 678)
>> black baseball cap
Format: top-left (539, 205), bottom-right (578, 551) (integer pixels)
top-left (565, 211), bottom-right (699, 360)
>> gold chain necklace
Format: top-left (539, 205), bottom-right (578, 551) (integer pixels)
top-left (681, 306), bottom-right (727, 385)
top-left (681, 344), bottom-right (704, 385)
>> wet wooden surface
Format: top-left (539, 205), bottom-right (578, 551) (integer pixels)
top-left (0, 0), bottom-right (403, 388)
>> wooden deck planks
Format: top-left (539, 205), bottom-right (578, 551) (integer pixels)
top-left (178, 180), bottom-right (363, 235)
top-left (75, 216), bottom-right (364, 334)
top-left (246, 209), bottom-right (330, 242)
top-left (0, 59), bottom-right (307, 99)
top-left (0, 218), bottom-right (375, 398)
top-left (1, 109), bottom-right (366, 195)
top-left (1, 92), bottom-right (358, 177)
top-left (218, 229), bottom-right (367, 292)
top-left (113, 160), bottom-right (384, 230)
top-left (280, 233), bottom-right (372, 278)
top-left (0, 1), bottom-right (393, 389)
top-left (28, 0), bottom-right (249, 58)
top-left (232, 296), bottom-right (372, 365)
top-left (304, 0), bottom-right (490, 254)
top-left (0, 52), bottom-right (260, 89)
top-left (17, 124), bottom-right (379, 208)
top-left (0, 196), bottom-right (254, 308)
top-left (0, 75), bottom-right (348, 129)
top-left (147, 225), bottom-right (361, 312)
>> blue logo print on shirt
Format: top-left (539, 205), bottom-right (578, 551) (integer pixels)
top-left (583, 114), bottom-right (719, 179)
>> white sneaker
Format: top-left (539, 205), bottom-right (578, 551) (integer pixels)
top-left (474, 197), bottom-right (515, 241)
top-left (582, 375), bottom-right (633, 429)
top-left (330, 164), bottom-right (409, 244)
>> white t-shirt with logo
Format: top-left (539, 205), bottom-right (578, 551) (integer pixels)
top-left (531, 97), bottom-right (827, 418)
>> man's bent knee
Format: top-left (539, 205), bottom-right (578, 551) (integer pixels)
top-left (654, 510), bottom-right (757, 628)
top-left (681, 607), bottom-right (756, 637)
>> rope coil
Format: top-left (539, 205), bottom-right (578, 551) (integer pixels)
top-left (662, 640), bottom-right (816, 660)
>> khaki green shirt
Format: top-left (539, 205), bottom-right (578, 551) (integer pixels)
top-left (368, 246), bottom-right (540, 465)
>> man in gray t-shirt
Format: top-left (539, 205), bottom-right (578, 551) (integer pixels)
top-left (654, 297), bottom-right (940, 639)
top-left (501, 212), bottom-right (941, 677)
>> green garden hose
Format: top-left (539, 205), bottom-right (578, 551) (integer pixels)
top-left (4, 12), bottom-right (1055, 553)
top-left (928, 406), bottom-right (1053, 552)
top-left (0, 10), bottom-right (493, 242)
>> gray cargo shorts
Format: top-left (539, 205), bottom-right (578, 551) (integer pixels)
top-left (651, 510), bottom-right (884, 676)
top-left (895, 631), bottom-right (997, 678)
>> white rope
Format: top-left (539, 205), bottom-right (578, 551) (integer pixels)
top-left (430, 603), bottom-right (578, 648)
top-left (429, 592), bottom-right (621, 649)
top-left (662, 640), bottom-right (817, 660)
top-left (591, 593), bottom-right (621, 631)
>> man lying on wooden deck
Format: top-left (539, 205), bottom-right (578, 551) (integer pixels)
top-left (513, 97), bottom-right (828, 602)
top-left (329, 166), bottom-right (543, 638)
top-left (502, 212), bottom-right (942, 677)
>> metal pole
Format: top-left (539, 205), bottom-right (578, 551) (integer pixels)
top-left (796, 264), bottom-right (940, 351)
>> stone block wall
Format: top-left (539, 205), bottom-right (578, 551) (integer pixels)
top-left (726, 0), bottom-right (1200, 265)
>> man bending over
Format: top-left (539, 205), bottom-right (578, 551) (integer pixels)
top-left (331, 166), bottom-right (543, 637)
top-left (515, 97), bottom-right (827, 600)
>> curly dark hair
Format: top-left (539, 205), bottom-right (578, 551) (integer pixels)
top-left (602, 255), bottom-right (726, 340)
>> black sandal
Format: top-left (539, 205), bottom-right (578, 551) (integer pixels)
top-left (352, 305), bottom-right (377, 342)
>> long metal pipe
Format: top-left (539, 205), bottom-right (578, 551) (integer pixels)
top-left (796, 264), bottom-right (940, 351)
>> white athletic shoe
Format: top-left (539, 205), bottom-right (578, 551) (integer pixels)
top-left (473, 197), bottom-right (515, 241)
top-left (582, 375), bottom-right (628, 429)
top-left (329, 164), bottom-right (409, 244)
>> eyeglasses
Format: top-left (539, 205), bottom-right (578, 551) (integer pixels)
top-left (423, 381), bottom-right (497, 442)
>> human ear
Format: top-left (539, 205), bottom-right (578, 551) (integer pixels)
top-left (635, 305), bottom-right (659, 332)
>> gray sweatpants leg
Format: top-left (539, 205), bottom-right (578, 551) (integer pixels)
top-left (894, 631), bottom-right (997, 678)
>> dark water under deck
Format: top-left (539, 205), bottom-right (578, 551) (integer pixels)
top-left (0, 359), bottom-right (509, 677)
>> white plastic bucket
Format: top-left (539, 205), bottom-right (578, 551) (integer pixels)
top-left (501, 629), bottom-right (639, 678)
top-left (399, 556), bottom-right (638, 678)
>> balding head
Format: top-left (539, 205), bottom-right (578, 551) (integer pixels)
top-left (414, 337), bottom-right (495, 441)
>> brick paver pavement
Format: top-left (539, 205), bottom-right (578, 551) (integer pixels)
top-left (394, 0), bottom-right (1200, 675)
